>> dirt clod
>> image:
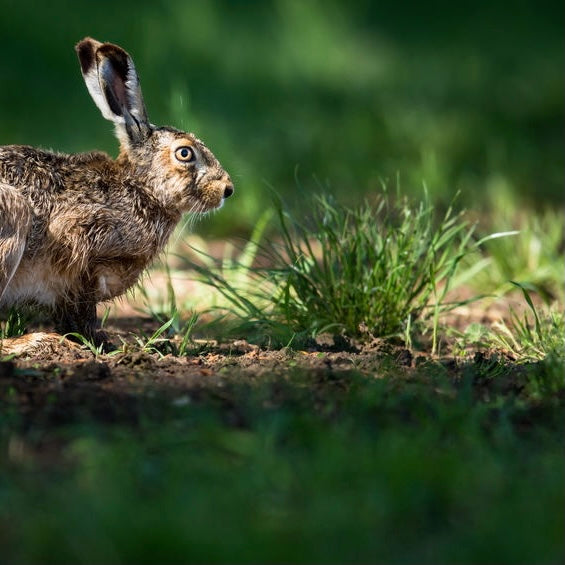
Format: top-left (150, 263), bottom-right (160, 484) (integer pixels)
top-left (0, 360), bottom-right (15, 378)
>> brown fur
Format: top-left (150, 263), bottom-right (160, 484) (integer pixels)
top-left (0, 39), bottom-right (233, 347)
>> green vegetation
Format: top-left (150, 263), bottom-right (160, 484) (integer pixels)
top-left (471, 196), bottom-right (565, 302)
top-left (1, 359), bottom-right (564, 565)
top-left (0, 309), bottom-right (30, 340)
top-left (190, 192), bottom-right (500, 344)
top-left (0, 0), bottom-right (562, 234)
top-left (266, 193), bottom-right (475, 338)
top-left (487, 284), bottom-right (565, 363)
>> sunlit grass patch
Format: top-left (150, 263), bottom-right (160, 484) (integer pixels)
top-left (187, 190), bottom-right (514, 350)
top-left (264, 192), bottom-right (476, 340)
top-left (488, 284), bottom-right (564, 362)
top-left (468, 184), bottom-right (565, 302)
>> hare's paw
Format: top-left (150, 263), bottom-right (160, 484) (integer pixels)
top-left (55, 301), bottom-right (115, 353)
top-left (97, 331), bottom-right (116, 353)
top-left (61, 328), bottom-right (116, 353)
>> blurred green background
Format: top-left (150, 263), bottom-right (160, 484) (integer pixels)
top-left (0, 0), bottom-right (563, 235)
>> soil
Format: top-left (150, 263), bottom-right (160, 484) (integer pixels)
top-left (0, 288), bottom-right (547, 446)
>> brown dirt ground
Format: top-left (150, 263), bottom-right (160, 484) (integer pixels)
top-left (0, 287), bottom-right (548, 443)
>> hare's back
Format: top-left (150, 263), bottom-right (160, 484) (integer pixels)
top-left (0, 145), bottom-right (114, 196)
top-left (0, 146), bottom-right (66, 192)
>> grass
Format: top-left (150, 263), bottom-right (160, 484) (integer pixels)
top-left (188, 190), bottom-right (518, 351)
top-left (0, 308), bottom-right (32, 340)
top-left (491, 283), bottom-right (564, 359)
top-left (467, 186), bottom-right (565, 302)
top-left (134, 263), bottom-right (200, 356)
top-left (127, 315), bottom-right (199, 357)
top-left (268, 192), bottom-right (479, 340)
top-left (1, 363), bottom-right (563, 564)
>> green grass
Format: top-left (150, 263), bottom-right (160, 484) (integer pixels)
top-left (467, 187), bottom-right (565, 302)
top-left (266, 192), bottom-right (476, 339)
top-left (0, 1), bottom-right (562, 234)
top-left (488, 283), bottom-right (565, 361)
top-left (1, 365), bottom-right (563, 564)
top-left (0, 308), bottom-right (32, 340)
top-left (188, 191), bottom-right (517, 350)
top-left (135, 263), bottom-right (200, 356)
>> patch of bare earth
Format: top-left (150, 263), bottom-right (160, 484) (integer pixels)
top-left (1, 283), bottom-right (550, 448)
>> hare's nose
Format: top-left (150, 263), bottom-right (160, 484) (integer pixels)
top-left (223, 183), bottom-right (234, 198)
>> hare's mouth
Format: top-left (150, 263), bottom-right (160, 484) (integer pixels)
top-left (197, 179), bottom-right (234, 211)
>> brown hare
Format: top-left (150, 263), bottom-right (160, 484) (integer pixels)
top-left (0, 38), bottom-right (233, 350)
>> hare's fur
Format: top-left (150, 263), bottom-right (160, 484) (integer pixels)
top-left (0, 38), bottom-right (233, 347)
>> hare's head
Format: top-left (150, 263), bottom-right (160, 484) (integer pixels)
top-left (75, 37), bottom-right (233, 213)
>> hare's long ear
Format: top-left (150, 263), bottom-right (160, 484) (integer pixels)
top-left (76, 37), bottom-right (151, 144)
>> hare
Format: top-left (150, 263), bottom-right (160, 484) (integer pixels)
top-left (0, 37), bottom-right (233, 349)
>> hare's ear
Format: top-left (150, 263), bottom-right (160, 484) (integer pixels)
top-left (76, 37), bottom-right (151, 143)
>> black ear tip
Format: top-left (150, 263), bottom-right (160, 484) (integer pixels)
top-left (76, 38), bottom-right (97, 74)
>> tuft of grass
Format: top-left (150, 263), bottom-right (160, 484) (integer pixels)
top-left (488, 282), bottom-right (565, 363)
top-left (135, 262), bottom-right (200, 355)
top-left (268, 192), bottom-right (478, 340)
top-left (470, 187), bottom-right (565, 302)
top-left (128, 317), bottom-right (177, 357)
top-left (0, 308), bottom-right (32, 339)
top-left (120, 313), bottom-right (199, 358)
top-left (192, 190), bottom-right (506, 347)
top-left (63, 333), bottom-right (107, 357)
top-left (452, 282), bottom-right (565, 399)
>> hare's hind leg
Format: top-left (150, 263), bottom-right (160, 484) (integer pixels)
top-left (0, 184), bottom-right (31, 302)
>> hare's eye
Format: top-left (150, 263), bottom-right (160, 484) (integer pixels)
top-left (174, 146), bottom-right (195, 162)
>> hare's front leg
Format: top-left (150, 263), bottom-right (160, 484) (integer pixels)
top-left (0, 184), bottom-right (31, 302)
top-left (55, 294), bottom-right (110, 350)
